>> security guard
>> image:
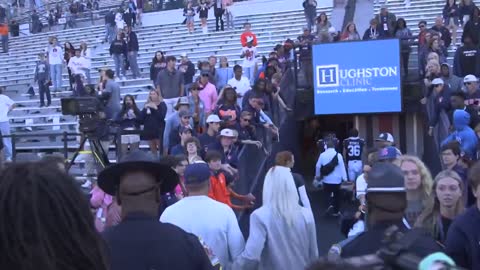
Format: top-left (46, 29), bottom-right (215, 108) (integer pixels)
top-left (338, 163), bottom-right (441, 258)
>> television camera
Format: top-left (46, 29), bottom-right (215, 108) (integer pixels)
top-left (61, 97), bottom-right (111, 172)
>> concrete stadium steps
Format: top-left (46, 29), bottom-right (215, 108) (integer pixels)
top-left (6, 6), bottom-right (334, 150)
top-left (0, 8), bottom-right (330, 88)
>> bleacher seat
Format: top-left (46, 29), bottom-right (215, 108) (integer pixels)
top-left (3, 6), bottom-right (333, 152)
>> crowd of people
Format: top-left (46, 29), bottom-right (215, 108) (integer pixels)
top-left (309, 130), bottom-right (479, 269)
top-left (2, 0), bottom-right (480, 269)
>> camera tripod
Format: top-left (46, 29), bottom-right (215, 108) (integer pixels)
top-left (66, 133), bottom-right (110, 173)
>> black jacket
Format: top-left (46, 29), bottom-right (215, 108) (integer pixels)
top-left (462, 19), bottom-right (480, 45)
top-left (431, 25), bottom-right (452, 48)
top-left (105, 11), bottom-right (115, 26)
top-left (445, 206), bottom-right (480, 269)
top-left (102, 213), bottom-right (214, 270)
top-left (341, 222), bottom-right (442, 258)
top-left (127, 31), bottom-right (139, 52)
top-left (110, 38), bottom-right (127, 56)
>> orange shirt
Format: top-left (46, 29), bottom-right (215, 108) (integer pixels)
top-left (0, 24), bottom-right (8, 36)
top-left (208, 172), bottom-right (232, 207)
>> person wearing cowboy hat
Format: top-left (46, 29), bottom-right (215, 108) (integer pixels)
top-left (163, 97), bottom-right (194, 155)
top-left (207, 128), bottom-right (238, 176)
top-left (99, 150), bottom-right (214, 269)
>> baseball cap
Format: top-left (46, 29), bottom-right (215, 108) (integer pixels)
top-left (303, 25), bottom-right (310, 31)
top-left (179, 125), bottom-right (193, 134)
top-left (366, 163), bottom-right (406, 193)
top-left (206, 114), bottom-right (221, 123)
top-left (375, 132), bottom-right (394, 143)
top-left (378, 146), bottom-right (399, 161)
top-left (419, 252), bottom-right (456, 270)
top-left (179, 110), bottom-right (192, 118)
top-left (431, 78), bottom-right (444, 85)
top-left (441, 62), bottom-right (450, 68)
top-left (184, 163), bottom-right (211, 185)
top-left (219, 128), bottom-right (236, 138)
top-left (180, 52), bottom-right (187, 58)
top-left (463, 74), bottom-right (477, 83)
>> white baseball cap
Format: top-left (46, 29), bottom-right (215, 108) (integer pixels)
top-left (219, 129), bottom-right (236, 138)
top-left (206, 114), bottom-right (221, 123)
top-left (464, 74), bottom-right (477, 83)
top-left (180, 52), bottom-right (187, 58)
top-left (431, 78), bottom-right (444, 85)
top-left (375, 132), bottom-right (395, 143)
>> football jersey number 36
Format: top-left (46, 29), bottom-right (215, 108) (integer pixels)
top-left (348, 145), bottom-right (360, 157)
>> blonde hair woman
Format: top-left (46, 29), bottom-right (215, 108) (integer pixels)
top-left (415, 170), bottom-right (465, 243)
top-left (233, 166), bottom-right (318, 270)
top-left (394, 155), bottom-right (434, 227)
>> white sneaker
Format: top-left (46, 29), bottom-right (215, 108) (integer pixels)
top-left (81, 180), bottom-right (92, 189)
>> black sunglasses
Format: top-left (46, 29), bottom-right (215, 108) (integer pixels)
top-left (433, 84), bottom-right (442, 87)
top-left (201, 73), bottom-right (209, 77)
top-left (419, 25), bottom-right (425, 28)
top-left (465, 82), bottom-right (473, 85)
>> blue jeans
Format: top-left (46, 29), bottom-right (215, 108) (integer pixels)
top-left (113, 54), bottom-right (126, 77)
top-left (49, 64), bottom-right (62, 91)
top-left (0, 121), bottom-right (12, 160)
top-left (243, 66), bottom-right (255, 86)
top-left (105, 25), bottom-right (116, 43)
top-left (85, 69), bottom-right (91, 84)
top-left (127, 51), bottom-right (141, 78)
top-left (1, 35), bottom-right (8, 53)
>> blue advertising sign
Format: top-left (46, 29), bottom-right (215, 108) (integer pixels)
top-left (312, 39), bottom-right (402, 115)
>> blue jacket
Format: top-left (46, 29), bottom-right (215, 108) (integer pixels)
top-left (445, 206), bottom-right (480, 269)
top-left (216, 67), bottom-right (233, 91)
top-left (442, 109), bottom-right (478, 159)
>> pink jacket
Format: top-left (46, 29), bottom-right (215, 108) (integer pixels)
top-left (90, 186), bottom-right (121, 232)
top-left (198, 82), bottom-right (218, 113)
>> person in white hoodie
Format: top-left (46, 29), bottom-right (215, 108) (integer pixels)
top-left (68, 49), bottom-right (89, 80)
top-left (315, 137), bottom-right (347, 216)
top-left (79, 41), bottom-right (92, 84)
top-left (232, 166), bottom-right (318, 270)
top-left (161, 163), bottom-right (245, 269)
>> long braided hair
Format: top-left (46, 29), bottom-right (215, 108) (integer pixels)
top-left (0, 162), bottom-right (109, 270)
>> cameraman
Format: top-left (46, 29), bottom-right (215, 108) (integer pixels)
top-left (99, 69), bottom-right (121, 120)
top-left (339, 163), bottom-right (441, 258)
top-left (97, 69), bottom-right (121, 155)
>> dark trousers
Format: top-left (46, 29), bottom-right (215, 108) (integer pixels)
top-left (401, 52), bottom-right (410, 76)
top-left (323, 183), bottom-right (341, 213)
top-left (214, 8), bottom-right (224, 31)
top-left (38, 79), bottom-right (51, 106)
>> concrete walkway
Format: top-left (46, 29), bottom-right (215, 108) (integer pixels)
top-left (353, 0), bottom-right (374, 34)
top-left (329, 1), bottom-right (346, 32)
top-left (142, 0), bottom-right (334, 27)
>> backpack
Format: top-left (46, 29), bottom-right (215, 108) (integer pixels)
top-left (320, 152), bottom-right (339, 176)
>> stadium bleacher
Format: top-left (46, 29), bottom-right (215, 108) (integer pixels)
top-left (374, 0), bottom-right (480, 73)
top-left (2, 5), bottom-right (332, 153)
